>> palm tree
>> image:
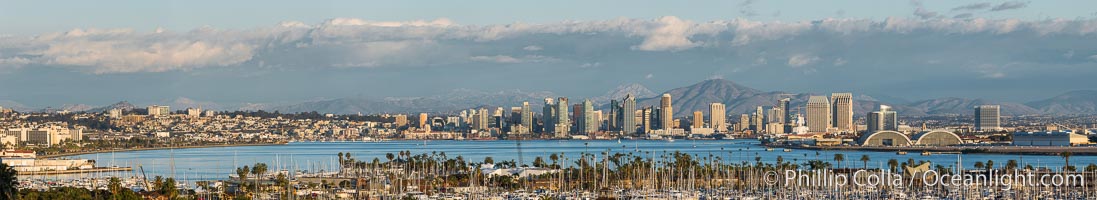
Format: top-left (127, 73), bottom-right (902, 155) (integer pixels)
top-left (252, 163), bottom-right (268, 193)
top-left (1005, 160), bottom-right (1018, 171)
top-left (1060, 152), bottom-right (1073, 171)
top-left (833, 154), bottom-right (845, 169)
top-left (974, 161), bottom-right (984, 170)
top-left (0, 163), bottom-right (16, 200)
top-left (236, 165), bottom-right (250, 194)
top-left (550, 153), bottom-right (560, 169)
top-left (887, 159), bottom-right (898, 172)
top-left (985, 160), bottom-right (994, 171)
top-left (860, 155), bottom-right (870, 169)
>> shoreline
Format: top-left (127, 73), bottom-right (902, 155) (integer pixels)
top-left (40, 142), bottom-right (288, 159)
top-left (770, 144), bottom-right (1097, 156)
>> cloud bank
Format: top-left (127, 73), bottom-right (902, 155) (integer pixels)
top-left (0, 16), bottom-right (1096, 77)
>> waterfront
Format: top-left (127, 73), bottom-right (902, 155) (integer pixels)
top-left (48, 139), bottom-right (1097, 184)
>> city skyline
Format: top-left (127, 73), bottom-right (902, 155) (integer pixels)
top-left (2, 1), bottom-right (1097, 108)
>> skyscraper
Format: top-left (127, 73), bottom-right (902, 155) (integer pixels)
top-left (660, 94), bottom-right (673, 130)
top-left (419, 113), bottom-right (430, 132)
top-left (621, 94), bottom-right (637, 135)
top-left (830, 93), bottom-right (854, 132)
top-left (555, 97), bottom-right (570, 136)
top-left (867, 105), bottom-right (898, 133)
top-left (806, 96), bottom-right (831, 133)
top-left (469, 108), bottom-right (487, 130)
top-left (692, 111), bottom-right (704, 128)
top-left (580, 99), bottom-right (596, 134)
top-left (779, 98), bottom-right (792, 124)
top-left (738, 114), bottom-right (749, 131)
top-left (607, 100), bottom-right (619, 131)
top-left (395, 114), bottom-right (408, 128)
top-left (521, 102), bottom-right (533, 134)
top-left (766, 106), bottom-right (784, 123)
top-left (709, 103), bottom-right (726, 132)
top-left (542, 98), bottom-right (556, 133)
top-left (641, 107), bottom-right (653, 134)
top-left (974, 105), bottom-right (1001, 132)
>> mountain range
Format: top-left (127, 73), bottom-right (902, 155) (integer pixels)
top-left (2, 79), bottom-right (1095, 116)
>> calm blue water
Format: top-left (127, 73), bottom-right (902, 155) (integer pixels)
top-left (46, 139), bottom-right (1097, 183)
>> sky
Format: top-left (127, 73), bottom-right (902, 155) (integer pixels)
top-left (1, 0), bottom-right (1097, 109)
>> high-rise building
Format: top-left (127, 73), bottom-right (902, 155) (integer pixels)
top-left (478, 108), bottom-right (490, 130)
top-left (739, 114), bottom-right (750, 132)
top-left (867, 105), bottom-right (898, 133)
top-left (418, 113), bottom-right (430, 132)
top-left (543, 98), bottom-right (556, 133)
top-left (521, 102), bottom-right (533, 134)
top-left (108, 108), bottom-right (122, 119)
top-left (806, 96), bottom-right (831, 133)
top-left (660, 94), bottom-right (673, 130)
top-left (592, 110), bottom-right (603, 131)
top-left (974, 105), bottom-right (1001, 132)
top-left (641, 107), bottom-right (653, 134)
top-left (709, 103), bottom-right (726, 132)
top-left (779, 98), bottom-right (792, 124)
top-left (493, 107), bottom-right (505, 129)
top-left (766, 107), bottom-right (784, 123)
top-left (555, 97), bottom-right (570, 137)
top-left (607, 100), bottom-right (618, 131)
top-left (692, 111), bottom-right (704, 128)
top-left (186, 107), bottom-right (202, 117)
top-left (621, 94), bottom-right (637, 135)
top-left (147, 105), bottom-right (170, 116)
top-left (580, 99), bottom-right (596, 134)
top-left (394, 114), bottom-right (408, 128)
top-left (830, 93), bottom-right (854, 132)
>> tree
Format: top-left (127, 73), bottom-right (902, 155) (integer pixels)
top-left (549, 153), bottom-right (560, 169)
top-left (1005, 160), bottom-right (1018, 171)
top-left (985, 160), bottom-right (994, 171)
top-left (162, 177), bottom-right (178, 199)
top-left (533, 156), bottom-right (546, 168)
top-left (833, 154), bottom-right (845, 169)
top-left (108, 177), bottom-right (122, 194)
top-left (252, 163), bottom-right (268, 193)
top-left (974, 161), bottom-right (984, 170)
top-left (887, 159), bottom-right (899, 172)
top-left (860, 155), bottom-right (870, 169)
top-left (0, 163), bottom-right (16, 200)
top-left (236, 165), bottom-right (250, 194)
top-left (1086, 164), bottom-right (1097, 172)
top-left (1060, 152), bottom-right (1073, 171)
top-left (484, 157), bottom-right (495, 164)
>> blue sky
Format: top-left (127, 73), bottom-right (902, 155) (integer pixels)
top-left (4, 0), bottom-right (1094, 35)
top-left (1, 0), bottom-right (1096, 109)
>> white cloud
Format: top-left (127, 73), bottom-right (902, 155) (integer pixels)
top-left (469, 55), bottom-right (556, 64)
top-left (579, 62), bottom-right (601, 68)
top-left (645, 73), bottom-right (654, 79)
top-left (3, 16), bottom-right (1097, 74)
top-left (522, 45), bottom-right (543, 51)
top-left (787, 54), bottom-right (820, 67)
top-left (1089, 54), bottom-right (1097, 61)
top-left (631, 16), bottom-right (701, 51)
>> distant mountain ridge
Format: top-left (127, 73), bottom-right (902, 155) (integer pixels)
top-left (5, 80), bottom-right (1095, 116)
top-left (592, 83), bottom-right (657, 104)
top-left (633, 79), bottom-right (1050, 117)
top-left (1025, 90), bottom-right (1097, 114)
